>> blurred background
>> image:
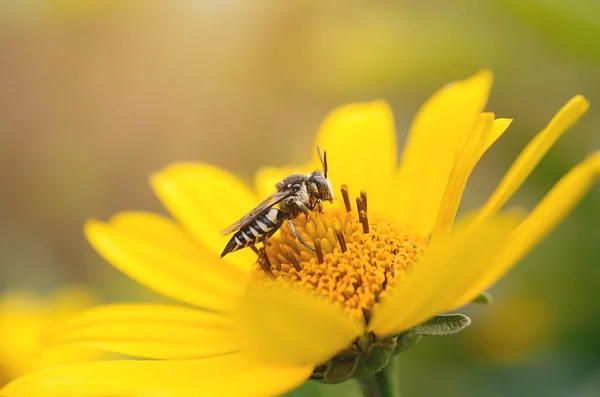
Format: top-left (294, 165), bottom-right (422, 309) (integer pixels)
top-left (0, 0), bottom-right (598, 395)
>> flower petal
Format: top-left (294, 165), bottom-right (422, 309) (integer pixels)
top-left (44, 304), bottom-right (238, 360)
top-left (309, 100), bottom-right (397, 214)
top-left (475, 95), bottom-right (590, 222)
top-left (454, 152), bottom-right (600, 307)
top-left (0, 354), bottom-right (313, 397)
top-left (476, 118), bottom-right (513, 162)
top-left (150, 163), bottom-right (258, 269)
top-left (369, 212), bottom-right (521, 338)
top-left (392, 70), bottom-right (493, 235)
top-left (236, 283), bottom-right (364, 366)
top-left (85, 212), bottom-right (249, 312)
top-left (429, 115), bottom-right (512, 240)
top-left (430, 113), bottom-right (495, 241)
top-left (0, 288), bottom-right (103, 379)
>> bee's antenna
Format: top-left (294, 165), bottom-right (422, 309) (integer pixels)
top-left (317, 146), bottom-right (328, 178)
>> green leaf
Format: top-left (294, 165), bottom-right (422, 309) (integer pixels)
top-left (410, 313), bottom-right (471, 336)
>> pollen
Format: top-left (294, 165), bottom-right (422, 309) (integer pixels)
top-left (254, 185), bottom-right (429, 320)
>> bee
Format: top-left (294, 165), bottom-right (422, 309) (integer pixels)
top-left (220, 148), bottom-right (333, 258)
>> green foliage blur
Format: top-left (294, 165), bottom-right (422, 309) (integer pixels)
top-left (0, 1), bottom-right (598, 396)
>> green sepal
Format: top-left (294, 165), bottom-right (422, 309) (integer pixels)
top-left (311, 334), bottom-right (397, 384)
top-left (310, 314), bottom-right (471, 384)
top-left (410, 313), bottom-right (471, 336)
top-left (312, 355), bottom-right (360, 384)
top-left (394, 332), bottom-right (422, 354)
top-left (471, 291), bottom-right (493, 304)
top-left (352, 338), bottom-right (397, 379)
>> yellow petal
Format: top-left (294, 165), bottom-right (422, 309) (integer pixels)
top-left (392, 70), bottom-right (493, 235)
top-left (150, 163), bottom-right (258, 269)
top-left (215, 362), bottom-right (313, 397)
top-left (0, 354), bottom-right (313, 397)
top-left (85, 212), bottom-right (249, 312)
top-left (431, 113), bottom-right (495, 241)
top-left (475, 118), bottom-right (513, 162)
top-left (44, 304), bottom-right (238, 360)
top-left (454, 152), bottom-right (600, 307)
top-left (369, 212), bottom-right (521, 338)
top-left (309, 100), bottom-right (397, 214)
top-left (475, 95), bottom-right (590, 222)
top-left (0, 288), bottom-right (103, 379)
top-left (236, 283), bottom-right (364, 365)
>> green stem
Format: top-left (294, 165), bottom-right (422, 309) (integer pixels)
top-left (375, 355), bottom-right (401, 397)
top-left (357, 376), bottom-right (383, 397)
top-left (356, 357), bottom-right (402, 397)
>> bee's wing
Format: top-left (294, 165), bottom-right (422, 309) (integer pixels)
top-left (220, 189), bottom-right (293, 235)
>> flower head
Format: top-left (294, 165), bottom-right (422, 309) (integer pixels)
top-left (2, 70), bottom-right (598, 397)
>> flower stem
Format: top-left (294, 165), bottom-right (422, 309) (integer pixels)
top-left (357, 376), bottom-right (383, 397)
top-left (357, 357), bottom-right (402, 397)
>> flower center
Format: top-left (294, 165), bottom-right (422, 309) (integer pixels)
top-left (252, 185), bottom-right (429, 320)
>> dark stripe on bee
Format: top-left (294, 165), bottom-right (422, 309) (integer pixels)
top-left (220, 208), bottom-right (285, 258)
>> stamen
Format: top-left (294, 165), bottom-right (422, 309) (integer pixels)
top-left (360, 211), bottom-right (369, 233)
top-left (381, 274), bottom-right (388, 292)
top-left (335, 228), bottom-right (347, 253)
top-left (341, 185), bottom-right (352, 212)
top-left (356, 196), bottom-right (370, 234)
top-left (314, 239), bottom-right (324, 264)
top-left (286, 252), bottom-right (302, 271)
top-left (360, 191), bottom-right (367, 213)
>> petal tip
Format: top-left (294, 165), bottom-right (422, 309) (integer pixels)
top-left (564, 95), bottom-right (590, 117)
top-left (325, 100), bottom-right (393, 122)
top-left (369, 99), bottom-right (393, 112)
top-left (83, 219), bottom-right (104, 236)
top-left (572, 94), bottom-right (590, 106)
top-left (472, 68), bottom-right (494, 86)
top-left (585, 151), bottom-right (600, 173)
top-left (148, 170), bottom-right (166, 191)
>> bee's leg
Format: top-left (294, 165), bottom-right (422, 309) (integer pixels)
top-left (250, 245), bottom-right (261, 256)
top-left (250, 245), bottom-right (275, 279)
top-left (287, 219), bottom-right (315, 252)
top-left (315, 199), bottom-right (323, 213)
top-left (292, 200), bottom-right (311, 220)
top-left (306, 198), bottom-right (321, 212)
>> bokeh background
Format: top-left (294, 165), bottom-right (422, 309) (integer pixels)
top-left (0, 1), bottom-right (599, 396)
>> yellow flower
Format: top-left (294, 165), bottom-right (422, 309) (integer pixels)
top-left (0, 286), bottom-right (102, 385)
top-left (2, 70), bottom-right (598, 397)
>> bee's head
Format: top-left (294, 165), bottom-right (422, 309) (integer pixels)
top-left (309, 147), bottom-right (334, 203)
top-left (309, 170), bottom-right (334, 203)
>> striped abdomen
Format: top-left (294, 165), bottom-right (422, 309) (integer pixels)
top-left (220, 208), bottom-right (285, 258)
